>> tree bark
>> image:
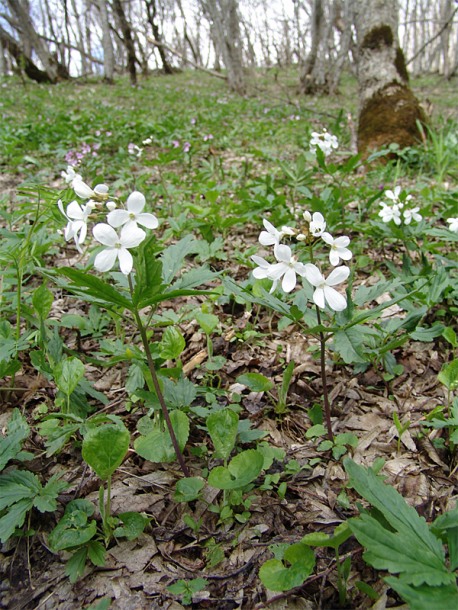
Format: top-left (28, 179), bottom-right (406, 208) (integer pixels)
top-left (355, 0), bottom-right (427, 157)
top-left (145, 0), bottom-right (174, 74)
top-left (0, 23), bottom-right (54, 82)
top-left (96, 0), bottom-right (115, 83)
top-left (200, 0), bottom-right (246, 95)
top-left (110, 0), bottom-right (138, 85)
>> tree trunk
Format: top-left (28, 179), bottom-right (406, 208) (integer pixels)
top-left (111, 0), bottom-right (138, 85)
top-left (96, 0), bottom-right (115, 83)
top-left (0, 24), bottom-right (54, 83)
top-left (201, 0), bottom-right (246, 95)
top-left (7, 0), bottom-right (62, 82)
top-left (145, 0), bottom-right (174, 74)
top-left (299, 0), bottom-right (324, 93)
top-left (355, 0), bottom-right (427, 157)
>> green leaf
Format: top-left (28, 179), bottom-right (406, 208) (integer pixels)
top-left (0, 497), bottom-right (33, 543)
top-left (385, 577), bottom-right (458, 610)
top-left (442, 327), bottom-right (458, 348)
top-left (302, 522), bottom-right (352, 550)
top-left (66, 546), bottom-right (88, 583)
top-left (195, 312), bottom-right (219, 334)
top-left (161, 235), bottom-right (198, 284)
top-left (259, 543), bottom-right (315, 592)
top-left (48, 501), bottom-right (97, 551)
top-left (236, 373), bottom-right (274, 393)
top-left (207, 409), bottom-right (239, 460)
top-left (82, 423), bottom-right (130, 480)
top-left (113, 512), bottom-right (149, 540)
top-left (134, 410), bottom-right (189, 463)
top-left (132, 245), bottom-right (164, 306)
top-left (159, 326), bottom-right (186, 360)
top-left (54, 357), bottom-right (85, 396)
top-left (438, 359), bottom-right (458, 391)
top-left (0, 409), bottom-right (31, 471)
top-left (34, 473), bottom-right (68, 512)
top-left (208, 449), bottom-right (264, 490)
top-left (0, 470), bottom-right (40, 510)
top-left (32, 283), bottom-right (54, 320)
top-left (332, 328), bottom-right (368, 364)
top-left (344, 459), bottom-right (453, 587)
top-left (87, 540), bottom-right (106, 566)
top-left (45, 267), bottom-right (133, 311)
top-left (174, 477), bottom-right (205, 502)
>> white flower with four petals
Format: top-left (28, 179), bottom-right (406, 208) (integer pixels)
top-left (107, 191), bottom-right (159, 231)
top-left (321, 232), bottom-right (353, 266)
top-left (93, 223), bottom-right (146, 275)
top-left (304, 264), bottom-right (350, 312)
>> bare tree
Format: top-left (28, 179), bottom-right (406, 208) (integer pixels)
top-left (355, 0), bottom-right (426, 156)
top-left (145, 0), bottom-right (173, 73)
top-left (95, 0), bottom-right (115, 82)
top-left (110, 0), bottom-right (138, 85)
top-left (200, 0), bottom-right (246, 94)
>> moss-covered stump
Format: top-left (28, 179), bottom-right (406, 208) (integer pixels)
top-left (357, 81), bottom-right (427, 157)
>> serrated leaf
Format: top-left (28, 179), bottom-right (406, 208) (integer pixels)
top-left (161, 235), bottom-right (198, 284)
top-left (87, 540), bottom-right (106, 566)
top-left (385, 576), bottom-right (458, 610)
top-left (208, 449), bottom-right (264, 490)
top-left (159, 326), bottom-right (186, 360)
top-left (0, 409), bottom-right (30, 470)
top-left (0, 497), bottom-right (34, 543)
top-left (82, 423), bottom-right (130, 480)
top-left (170, 267), bottom-right (217, 292)
top-left (32, 283), bottom-right (54, 320)
top-left (66, 546), bottom-right (88, 583)
top-left (344, 459), bottom-right (452, 587)
top-left (0, 470), bottom-right (40, 510)
top-left (54, 357), bottom-right (85, 396)
top-left (34, 473), bottom-right (68, 512)
top-left (438, 359), bottom-right (458, 390)
top-left (207, 409), bottom-right (239, 460)
top-left (332, 328), bottom-right (368, 364)
top-left (134, 410), bottom-right (189, 463)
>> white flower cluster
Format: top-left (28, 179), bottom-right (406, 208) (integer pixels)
top-left (58, 166), bottom-right (158, 275)
top-left (309, 130), bottom-right (339, 157)
top-left (251, 213), bottom-right (352, 312)
top-left (378, 186), bottom-right (421, 226)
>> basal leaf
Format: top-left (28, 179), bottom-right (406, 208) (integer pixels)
top-left (159, 326), bottom-right (186, 360)
top-left (207, 409), bottom-right (239, 460)
top-left (161, 235), bottom-right (198, 284)
top-left (34, 473), bottom-right (69, 512)
top-left (208, 449), bottom-right (264, 490)
top-left (0, 497), bottom-right (34, 543)
top-left (259, 543), bottom-right (315, 592)
top-left (236, 373), bottom-right (274, 393)
top-left (0, 409), bottom-right (30, 471)
top-left (134, 410), bottom-right (189, 463)
top-left (82, 423), bottom-right (130, 480)
top-left (0, 470), bottom-right (40, 510)
top-left (174, 477), bottom-right (205, 502)
top-left (385, 577), bottom-right (458, 610)
top-left (54, 356), bottom-right (85, 396)
top-left (32, 283), bottom-right (54, 320)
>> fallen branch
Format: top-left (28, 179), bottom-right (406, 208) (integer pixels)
top-left (147, 37), bottom-right (227, 81)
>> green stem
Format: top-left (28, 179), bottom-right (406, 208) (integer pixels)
top-left (128, 276), bottom-right (190, 477)
top-left (315, 306), bottom-right (334, 442)
top-left (105, 475), bottom-right (111, 535)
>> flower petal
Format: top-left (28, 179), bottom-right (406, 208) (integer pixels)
top-left (320, 232), bottom-right (334, 245)
top-left (282, 268), bottom-right (296, 293)
top-left (118, 248), bottom-right (134, 275)
top-left (313, 287), bottom-right (326, 309)
top-left (137, 212), bottom-right (159, 229)
top-left (326, 266), bottom-right (350, 286)
top-left (259, 231), bottom-right (277, 246)
top-left (304, 263), bottom-right (324, 287)
top-left (324, 286), bottom-right (347, 311)
top-left (274, 244), bottom-right (292, 263)
top-left (107, 209), bottom-right (130, 228)
top-left (93, 223), bottom-right (118, 246)
top-left (73, 180), bottom-right (94, 199)
top-left (120, 224), bottom-right (146, 248)
top-left (126, 191), bottom-right (146, 214)
top-left (94, 248), bottom-right (118, 272)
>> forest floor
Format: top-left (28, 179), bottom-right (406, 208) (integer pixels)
top-left (0, 69), bottom-right (457, 610)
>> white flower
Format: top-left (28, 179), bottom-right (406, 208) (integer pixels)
top-left (259, 219), bottom-right (295, 248)
top-left (446, 217), bottom-right (458, 233)
top-left (321, 232), bottom-right (353, 266)
top-left (93, 223), bottom-right (146, 275)
top-left (252, 244), bottom-right (307, 293)
top-left (379, 202), bottom-right (402, 225)
top-left (106, 201), bottom-right (117, 211)
top-left (403, 207), bottom-right (422, 225)
top-left (61, 166), bottom-right (82, 184)
top-left (384, 186), bottom-right (402, 204)
top-left (107, 191), bottom-right (158, 231)
top-left (73, 179), bottom-right (109, 204)
top-left (57, 199), bottom-right (91, 252)
top-left (304, 264), bottom-right (350, 311)
top-left (310, 130), bottom-right (339, 157)
top-left (309, 212), bottom-right (326, 237)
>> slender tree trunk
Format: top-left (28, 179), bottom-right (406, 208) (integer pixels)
top-left (96, 0), bottom-right (115, 82)
top-left (355, 0), bottom-right (427, 156)
top-left (299, 0), bottom-right (324, 93)
top-left (201, 0), bottom-right (246, 94)
top-left (0, 24), bottom-right (53, 83)
top-left (111, 0), bottom-right (138, 85)
top-left (145, 0), bottom-right (174, 74)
